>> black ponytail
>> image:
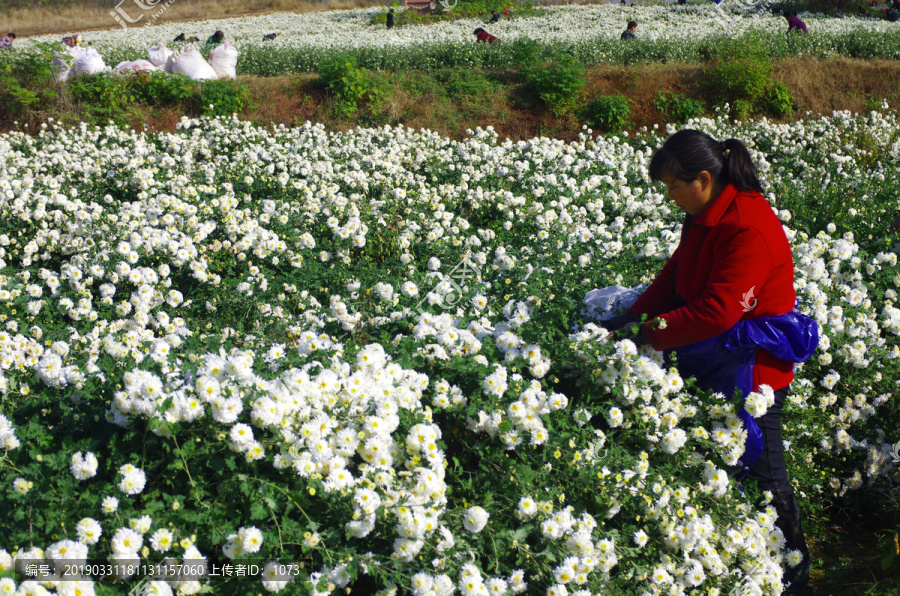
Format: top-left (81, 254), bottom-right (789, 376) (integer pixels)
top-left (648, 129), bottom-right (763, 194)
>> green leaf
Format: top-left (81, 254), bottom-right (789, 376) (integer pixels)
top-left (882, 550), bottom-right (896, 572)
top-left (250, 501), bottom-right (267, 521)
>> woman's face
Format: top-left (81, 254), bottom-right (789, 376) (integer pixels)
top-left (659, 172), bottom-right (717, 216)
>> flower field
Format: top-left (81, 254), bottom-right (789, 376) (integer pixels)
top-left (4, 4), bottom-right (900, 75)
top-left (0, 105), bottom-right (898, 595)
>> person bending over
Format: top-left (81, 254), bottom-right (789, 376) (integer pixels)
top-left (474, 28), bottom-right (499, 43)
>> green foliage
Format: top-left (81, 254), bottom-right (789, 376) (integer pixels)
top-left (525, 56), bottom-right (586, 116)
top-left (68, 72), bottom-right (129, 123)
top-left (705, 57), bottom-right (773, 108)
top-left (198, 79), bottom-right (252, 116)
top-left (435, 66), bottom-right (498, 99)
top-left (7, 41), bottom-right (57, 83)
top-left (762, 81), bottom-right (794, 118)
top-left (0, 73), bottom-right (45, 120)
top-left (704, 50), bottom-right (795, 120)
top-left (582, 94), bottom-right (632, 132)
top-left (317, 55), bottom-right (384, 119)
top-left (507, 38), bottom-right (544, 70)
top-left (127, 70), bottom-right (197, 107)
top-left (654, 90), bottom-right (704, 123)
top-left (0, 41), bottom-right (60, 121)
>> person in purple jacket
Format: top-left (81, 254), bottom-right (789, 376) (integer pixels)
top-left (784, 11), bottom-right (807, 33)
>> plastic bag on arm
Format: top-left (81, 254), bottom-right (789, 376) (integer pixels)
top-left (582, 284), bottom-right (647, 321)
top-left (667, 310), bottom-right (819, 477)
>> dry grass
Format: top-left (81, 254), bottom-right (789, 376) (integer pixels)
top-left (774, 56), bottom-right (900, 115)
top-left (2, 0), bottom-right (381, 38)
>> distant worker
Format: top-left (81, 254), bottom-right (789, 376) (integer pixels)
top-left (206, 30), bottom-right (225, 47)
top-left (887, 7), bottom-right (899, 21)
top-left (621, 20), bottom-right (637, 39)
top-left (0, 32), bottom-right (15, 50)
top-left (387, 8), bottom-right (395, 29)
top-left (785, 11), bottom-right (807, 32)
top-left (264, 33), bottom-right (278, 40)
top-left (62, 34), bottom-right (81, 47)
top-left (489, 10), bottom-right (500, 22)
top-left (174, 32), bottom-right (186, 42)
top-left (473, 27), bottom-right (499, 43)
top-left (677, 0), bottom-right (687, 5)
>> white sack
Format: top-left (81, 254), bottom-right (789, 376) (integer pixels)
top-left (583, 284), bottom-right (647, 321)
top-left (148, 42), bottom-right (174, 68)
top-left (114, 60), bottom-right (159, 75)
top-left (170, 44), bottom-right (217, 81)
top-left (64, 45), bottom-right (86, 60)
top-left (164, 52), bottom-right (177, 73)
top-left (72, 47), bottom-right (108, 76)
top-left (208, 38), bottom-right (238, 80)
top-left (52, 51), bottom-right (73, 82)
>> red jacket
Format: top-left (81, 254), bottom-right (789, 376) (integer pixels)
top-left (628, 184), bottom-right (796, 391)
top-left (476, 31), bottom-right (499, 43)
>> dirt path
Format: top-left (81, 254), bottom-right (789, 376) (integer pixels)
top-left (2, 0), bottom-right (382, 38)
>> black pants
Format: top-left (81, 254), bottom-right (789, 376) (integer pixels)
top-left (746, 387), bottom-right (809, 561)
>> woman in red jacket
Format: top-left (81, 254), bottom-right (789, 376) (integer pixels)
top-left (605, 130), bottom-right (815, 594)
top-left (473, 28), bottom-right (499, 43)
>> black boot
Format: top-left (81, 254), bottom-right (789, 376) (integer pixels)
top-left (782, 558), bottom-right (811, 595)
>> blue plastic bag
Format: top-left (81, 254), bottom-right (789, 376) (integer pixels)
top-left (665, 311), bottom-right (818, 478)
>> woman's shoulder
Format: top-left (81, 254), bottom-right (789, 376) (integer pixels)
top-left (729, 189), bottom-right (779, 221)
top-left (710, 189), bottom-right (784, 237)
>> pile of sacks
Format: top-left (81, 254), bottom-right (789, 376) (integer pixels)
top-left (52, 38), bottom-right (239, 82)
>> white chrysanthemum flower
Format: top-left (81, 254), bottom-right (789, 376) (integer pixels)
top-left (111, 527), bottom-right (143, 554)
top-left (101, 496), bottom-right (119, 514)
top-left (261, 561), bottom-right (294, 593)
top-left (118, 464), bottom-right (147, 495)
top-left (462, 506), bottom-right (490, 533)
top-left (150, 528), bottom-right (174, 553)
top-left (76, 518), bottom-right (103, 545)
top-left (69, 451), bottom-right (99, 480)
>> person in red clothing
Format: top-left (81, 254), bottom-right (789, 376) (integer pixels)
top-left (604, 130), bottom-right (815, 595)
top-left (473, 28), bottom-right (499, 43)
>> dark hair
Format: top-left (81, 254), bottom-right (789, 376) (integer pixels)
top-left (648, 129), bottom-right (763, 193)
top-left (213, 30), bottom-right (224, 41)
top-left (7, 33), bottom-right (15, 39)
top-left (627, 20), bottom-right (637, 28)
top-left (474, 27), bottom-right (485, 34)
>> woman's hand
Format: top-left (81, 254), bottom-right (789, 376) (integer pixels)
top-left (602, 312), bottom-right (640, 332)
top-left (602, 313), bottom-right (649, 346)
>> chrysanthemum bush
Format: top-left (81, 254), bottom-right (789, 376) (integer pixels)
top-left (0, 107), bottom-right (898, 595)
top-left (3, 4), bottom-right (900, 76)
